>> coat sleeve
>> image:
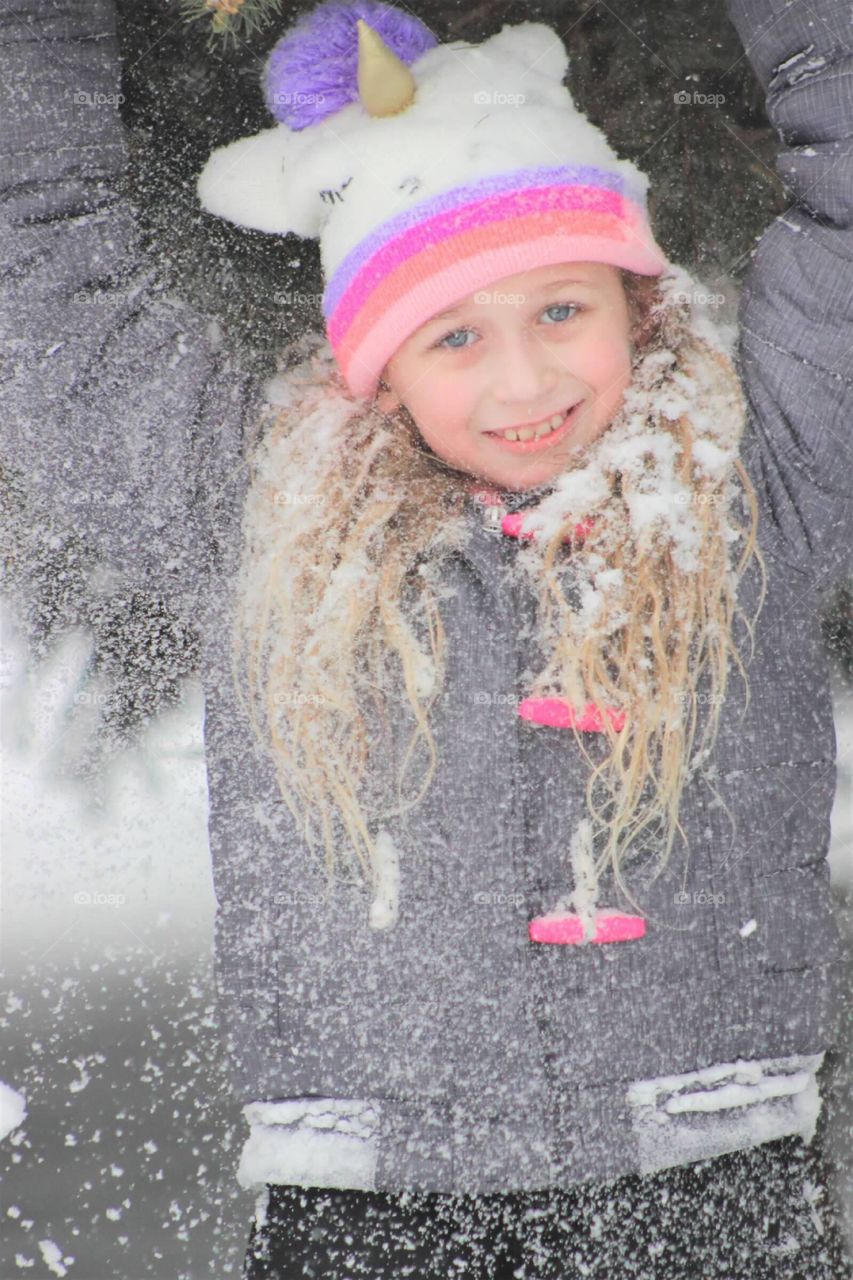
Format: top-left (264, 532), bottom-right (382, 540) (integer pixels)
top-left (0, 0), bottom-right (264, 627)
top-left (724, 0), bottom-right (853, 587)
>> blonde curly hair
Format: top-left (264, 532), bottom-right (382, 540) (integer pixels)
top-left (231, 266), bottom-right (766, 917)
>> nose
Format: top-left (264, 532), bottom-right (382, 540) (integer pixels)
top-left (489, 329), bottom-right (559, 409)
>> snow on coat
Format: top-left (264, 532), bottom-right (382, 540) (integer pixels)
top-left (1, 0), bottom-right (851, 1196)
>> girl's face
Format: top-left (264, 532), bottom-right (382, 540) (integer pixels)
top-left (377, 261), bottom-right (635, 492)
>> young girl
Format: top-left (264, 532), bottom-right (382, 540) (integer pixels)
top-left (4, 0), bottom-right (851, 1276)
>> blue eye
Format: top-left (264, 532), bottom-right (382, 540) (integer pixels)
top-left (434, 301), bottom-right (581, 349)
top-left (542, 302), bottom-right (578, 323)
top-left (437, 327), bottom-right (474, 350)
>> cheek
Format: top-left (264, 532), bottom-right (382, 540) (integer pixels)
top-left (583, 337), bottom-right (633, 401)
top-left (410, 380), bottom-right (472, 438)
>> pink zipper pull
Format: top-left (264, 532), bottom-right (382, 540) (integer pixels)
top-left (518, 698), bottom-right (626, 733)
top-left (529, 911), bottom-right (646, 945)
top-left (501, 512), bottom-right (595, 542)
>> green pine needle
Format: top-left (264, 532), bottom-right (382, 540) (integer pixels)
top-left (177, 0), bottom-right (284, 52)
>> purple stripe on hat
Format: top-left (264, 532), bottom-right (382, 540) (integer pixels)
top-left (326, 183), bottom-right (635, 346)
top-left (322, 164), bottom-right (643, 317)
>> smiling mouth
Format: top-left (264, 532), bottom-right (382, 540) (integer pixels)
top-left (484, 402), bottom-right (582, 447)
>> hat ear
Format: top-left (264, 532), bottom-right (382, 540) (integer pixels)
top-left (196, 124), bottom-right (319, 237)
top-left (486, 21), bottom-right (570, 87)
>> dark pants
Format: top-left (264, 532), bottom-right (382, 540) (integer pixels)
top-left (242, 1134), bottom-right (853, 1279)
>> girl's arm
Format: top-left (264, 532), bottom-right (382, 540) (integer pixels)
top-left (0, 0), bottom-right (263, 627)
top-left (725, 0), bottom-right (853, 586)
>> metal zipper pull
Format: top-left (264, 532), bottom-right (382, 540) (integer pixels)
top-left (481, 501), bottom-right (508, 536)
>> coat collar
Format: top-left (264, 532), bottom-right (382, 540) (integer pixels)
top-left (454, 483), bottom-right (559, 609)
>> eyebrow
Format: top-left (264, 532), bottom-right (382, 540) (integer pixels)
top-left (424, 277), bottom-right (595, 326)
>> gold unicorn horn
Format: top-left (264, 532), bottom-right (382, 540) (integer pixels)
top-left (356, 19), bottom-right (417, 117)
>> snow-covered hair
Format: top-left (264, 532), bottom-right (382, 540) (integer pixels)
top-left (230, 265), bottom-right (765, 917)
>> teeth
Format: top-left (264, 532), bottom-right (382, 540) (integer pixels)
top-left (497, 408), bottom-right (571, 442)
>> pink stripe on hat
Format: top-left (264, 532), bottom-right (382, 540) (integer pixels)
top-left (325, 180), bottom-right (666, 397)
top-left (329, 181), bottom-right (632, 340)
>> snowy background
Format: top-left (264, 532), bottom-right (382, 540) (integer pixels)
top-left (0, 602), bottom-right (253, 1277)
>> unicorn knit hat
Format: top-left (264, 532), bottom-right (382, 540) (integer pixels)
top-left (196, 0), bottom-right (669, 401)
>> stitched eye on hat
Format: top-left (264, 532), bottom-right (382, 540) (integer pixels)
top-left (319, 176), bottom-right (354, 205)
top-left (196, 5), bottom-right (669, 399)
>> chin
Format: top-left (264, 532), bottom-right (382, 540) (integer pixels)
top-left (497, 462), bottom-right (560, 489)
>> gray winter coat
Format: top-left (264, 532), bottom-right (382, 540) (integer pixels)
top-left (2, 0), bottom-right (851, 1195)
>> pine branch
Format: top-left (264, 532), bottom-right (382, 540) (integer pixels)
top-left (175, 0), bottom-right (284, 51)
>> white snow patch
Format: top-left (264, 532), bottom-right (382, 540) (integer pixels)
top-left (541, 819), bottom-right (601, 941)
top-left (38, 1241), bottom-right (72, 1277)
top-left (568, 818), bottom-right (599, 939)
top-left (663, 1069), bottom-right (813, 1113)
top-left (829, 661), bottom-right (853, 891)
top-left (802, 1176), bottom-right (827, 1237)
top-left (626, 1052), bottom-right (825, 1174)
top-left (238, 1099), bottom-right (380, 1192)
top-left (774, 44), bottom-right (816, 75)
top-left (691, 438), bottom-right (735, 479)
top-left (68, 1062), bottom-right (90, 1093)
top-left (368, 827), bottom-right (400, 930)
top-left (0, 1081), bottom-right (27, 1141)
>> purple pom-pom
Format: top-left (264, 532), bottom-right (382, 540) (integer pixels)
top-left (264, 0), bottom-right (437, 131)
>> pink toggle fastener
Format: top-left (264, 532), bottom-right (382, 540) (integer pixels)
top-left (518, 698), bottom-right (626, 733)
top-left (528, 910), bottom-right (646, 945)
top-left (501, 512), bottom-right (595, 542)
